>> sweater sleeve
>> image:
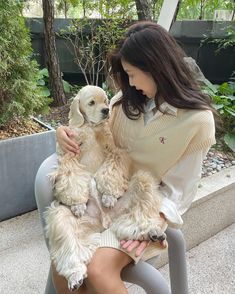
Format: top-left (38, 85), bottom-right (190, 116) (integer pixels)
top-left (159, 148), bottom-right (209, 229)
top-left (183, 110), bottom-right (216, 156)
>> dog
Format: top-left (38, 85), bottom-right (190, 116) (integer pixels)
top-left (44, 85), bottom-right (167, 291)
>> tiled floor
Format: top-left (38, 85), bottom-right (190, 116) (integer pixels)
top-left (1, 210), bottom-right (234, 294)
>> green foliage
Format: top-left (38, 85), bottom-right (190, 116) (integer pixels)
top-left (36, 68), bottom-right (51, 98)
top-left (63, 79), bottom-right (73, 93)
top-left (177, 0), bottom-right (234, 20)
top-left (209, 25), bottom-right (235, 53)
top-left (37, 68), bottom-right (73, 95)
top-left (55, 0), bottom-right (136, 18)
top-left (0, 0), bottom-right (51, 126)
top-left (202, 77), bottom-right (235, 152)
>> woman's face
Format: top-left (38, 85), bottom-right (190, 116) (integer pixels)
top-left (121, 59), bottom-right (157, 99)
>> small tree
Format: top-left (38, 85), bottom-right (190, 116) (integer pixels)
top-left (62, 18), bottom-right (128, 86)
top-left (0, 0), bottom-right (51, 126)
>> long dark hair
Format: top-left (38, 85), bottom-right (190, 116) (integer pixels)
top-left (108, 21), bottom-right (214, 120)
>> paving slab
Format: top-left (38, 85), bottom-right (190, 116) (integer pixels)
top-left (0, 210), bottom-right (234, 294)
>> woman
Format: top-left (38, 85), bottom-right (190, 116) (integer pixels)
top-left (49, 21), bottom-right (216, 293)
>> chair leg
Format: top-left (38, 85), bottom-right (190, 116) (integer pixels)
top-left (45, 267), bottom-right (56, 294)
top-left (122, 260), bottom-right (170, 294)
top-left (167, 228), bottom-right (189, 294)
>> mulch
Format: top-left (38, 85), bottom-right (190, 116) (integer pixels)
top-left (0, 117), bottom-right (47, 140)
top-left (0, 104), bottom-right (70, 141)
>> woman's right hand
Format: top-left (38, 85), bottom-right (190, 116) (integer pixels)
top-left (56, 126), bottom-right (80, 154)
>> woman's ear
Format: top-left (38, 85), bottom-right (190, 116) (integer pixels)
top-left (69, 93), bottom-right (85, 127)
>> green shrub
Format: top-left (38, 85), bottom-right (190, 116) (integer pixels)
top-left (37, 68), bottom-right (73, 96)
top-left (202, 76), bottom-right (235, 152)
top-left (0, 0), bottom-right (51, 126)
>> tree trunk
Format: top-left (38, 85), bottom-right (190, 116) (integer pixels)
top-left (42, 0), bottom-right (66, 106)
top-left (172, 0), bottom-right (182, 27)
top-left (135, 0), bottom-right (152, 20)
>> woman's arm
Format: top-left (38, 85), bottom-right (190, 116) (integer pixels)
top-left (159, 148), bottom-right (209, 229)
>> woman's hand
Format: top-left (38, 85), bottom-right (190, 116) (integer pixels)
top-left (120, 213), bottom-right (168, 257)
top-left (120, 240), bottom-right (150, 257)
top-left (56, 126), bottom-right (80, 154)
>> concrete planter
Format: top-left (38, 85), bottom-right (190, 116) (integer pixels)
top-left (0, 121), bottom-right (56, 221)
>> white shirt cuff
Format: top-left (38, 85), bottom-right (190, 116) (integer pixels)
top-left (160, 197), bottom-right (183, 229)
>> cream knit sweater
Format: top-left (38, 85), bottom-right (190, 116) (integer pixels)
top-left (109, 97), bottom-right (216, 183)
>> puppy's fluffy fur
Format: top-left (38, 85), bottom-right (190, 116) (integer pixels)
top-left (44, 85), bottom-right (166, 291)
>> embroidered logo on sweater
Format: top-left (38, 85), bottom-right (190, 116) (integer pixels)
top-left (159, 137), bottom-right (166, 144)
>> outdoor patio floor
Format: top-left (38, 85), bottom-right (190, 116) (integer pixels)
top-left (0, 210), bottom-right (234, 294)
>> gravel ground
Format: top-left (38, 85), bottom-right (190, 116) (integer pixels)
top-left (202, 147), bottom-right (235, 177)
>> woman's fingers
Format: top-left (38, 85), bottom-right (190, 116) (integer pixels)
top-left (120, 236), bottom-right (167, 258)
top-left (120, 240), bottom-right (134, 249)
top-left (135, 240), bottom-right (149, 257)
top-left (64, 143), bottom-right (79, 155)
top-left (126, 240), bottom-right (141, 252)
top-left (120, 240), bottom-right (150, 257)
top-left (56, 126), bottom-right (80, 154)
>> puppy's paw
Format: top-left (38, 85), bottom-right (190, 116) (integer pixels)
top-left (102, 195), bottom-right (117, 208)
top-left (148, 229), bottom-right (166, 242)
top-left (68, 272), bottom-right (83, 291)
top-left (101, 214), bottom-right (112, 229)
top-left (71, 203), bottom-right (87, 217)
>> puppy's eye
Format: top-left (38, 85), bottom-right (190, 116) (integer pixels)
top-left (88, 100), bottom-right (95, 106)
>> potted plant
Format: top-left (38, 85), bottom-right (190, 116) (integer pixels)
top-left (0, 1), bottom-right (55, 221)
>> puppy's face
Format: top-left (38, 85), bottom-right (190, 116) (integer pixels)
top-left (79, 86), bottom-right (109, 125)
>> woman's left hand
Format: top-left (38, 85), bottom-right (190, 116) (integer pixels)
top-left (120, 240), bottom-right (150, 257)
top-left (120, 238), bottom-right (167, 257)
top-left (120, 213), bottom-right (168, 257)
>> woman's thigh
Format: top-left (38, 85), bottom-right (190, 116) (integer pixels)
top-left (87, 247), bottom-right (132, 277)
top-left (85, 247), bottom-right (132, 293)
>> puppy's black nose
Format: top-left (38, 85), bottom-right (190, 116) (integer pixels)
top-left (101, 108), bottom-right (109, 115)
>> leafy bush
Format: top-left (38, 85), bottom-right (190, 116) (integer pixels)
top-left (37, 68), bottom-right (73, 96)
top-left (202, 77), bottom-right (235, 152)
top-left (210, 25), bottom-right (235, 53)
top-left (0, 0), bottom-right (51, 126)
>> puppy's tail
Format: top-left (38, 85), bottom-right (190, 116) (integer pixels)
top-left (44, 201), bottom-right (100, 278)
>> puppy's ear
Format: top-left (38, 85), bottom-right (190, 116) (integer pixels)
top-left (69, 93), bottom-right (84, 127)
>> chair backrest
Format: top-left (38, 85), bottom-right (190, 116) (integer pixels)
top-left (157, 0), bottom-right (179, 31)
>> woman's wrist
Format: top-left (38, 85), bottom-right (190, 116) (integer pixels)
top-left (160, 212), bottom-right (166, 220)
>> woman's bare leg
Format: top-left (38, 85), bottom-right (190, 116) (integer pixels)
top-left (52, 246), bottom-right (132, 294)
